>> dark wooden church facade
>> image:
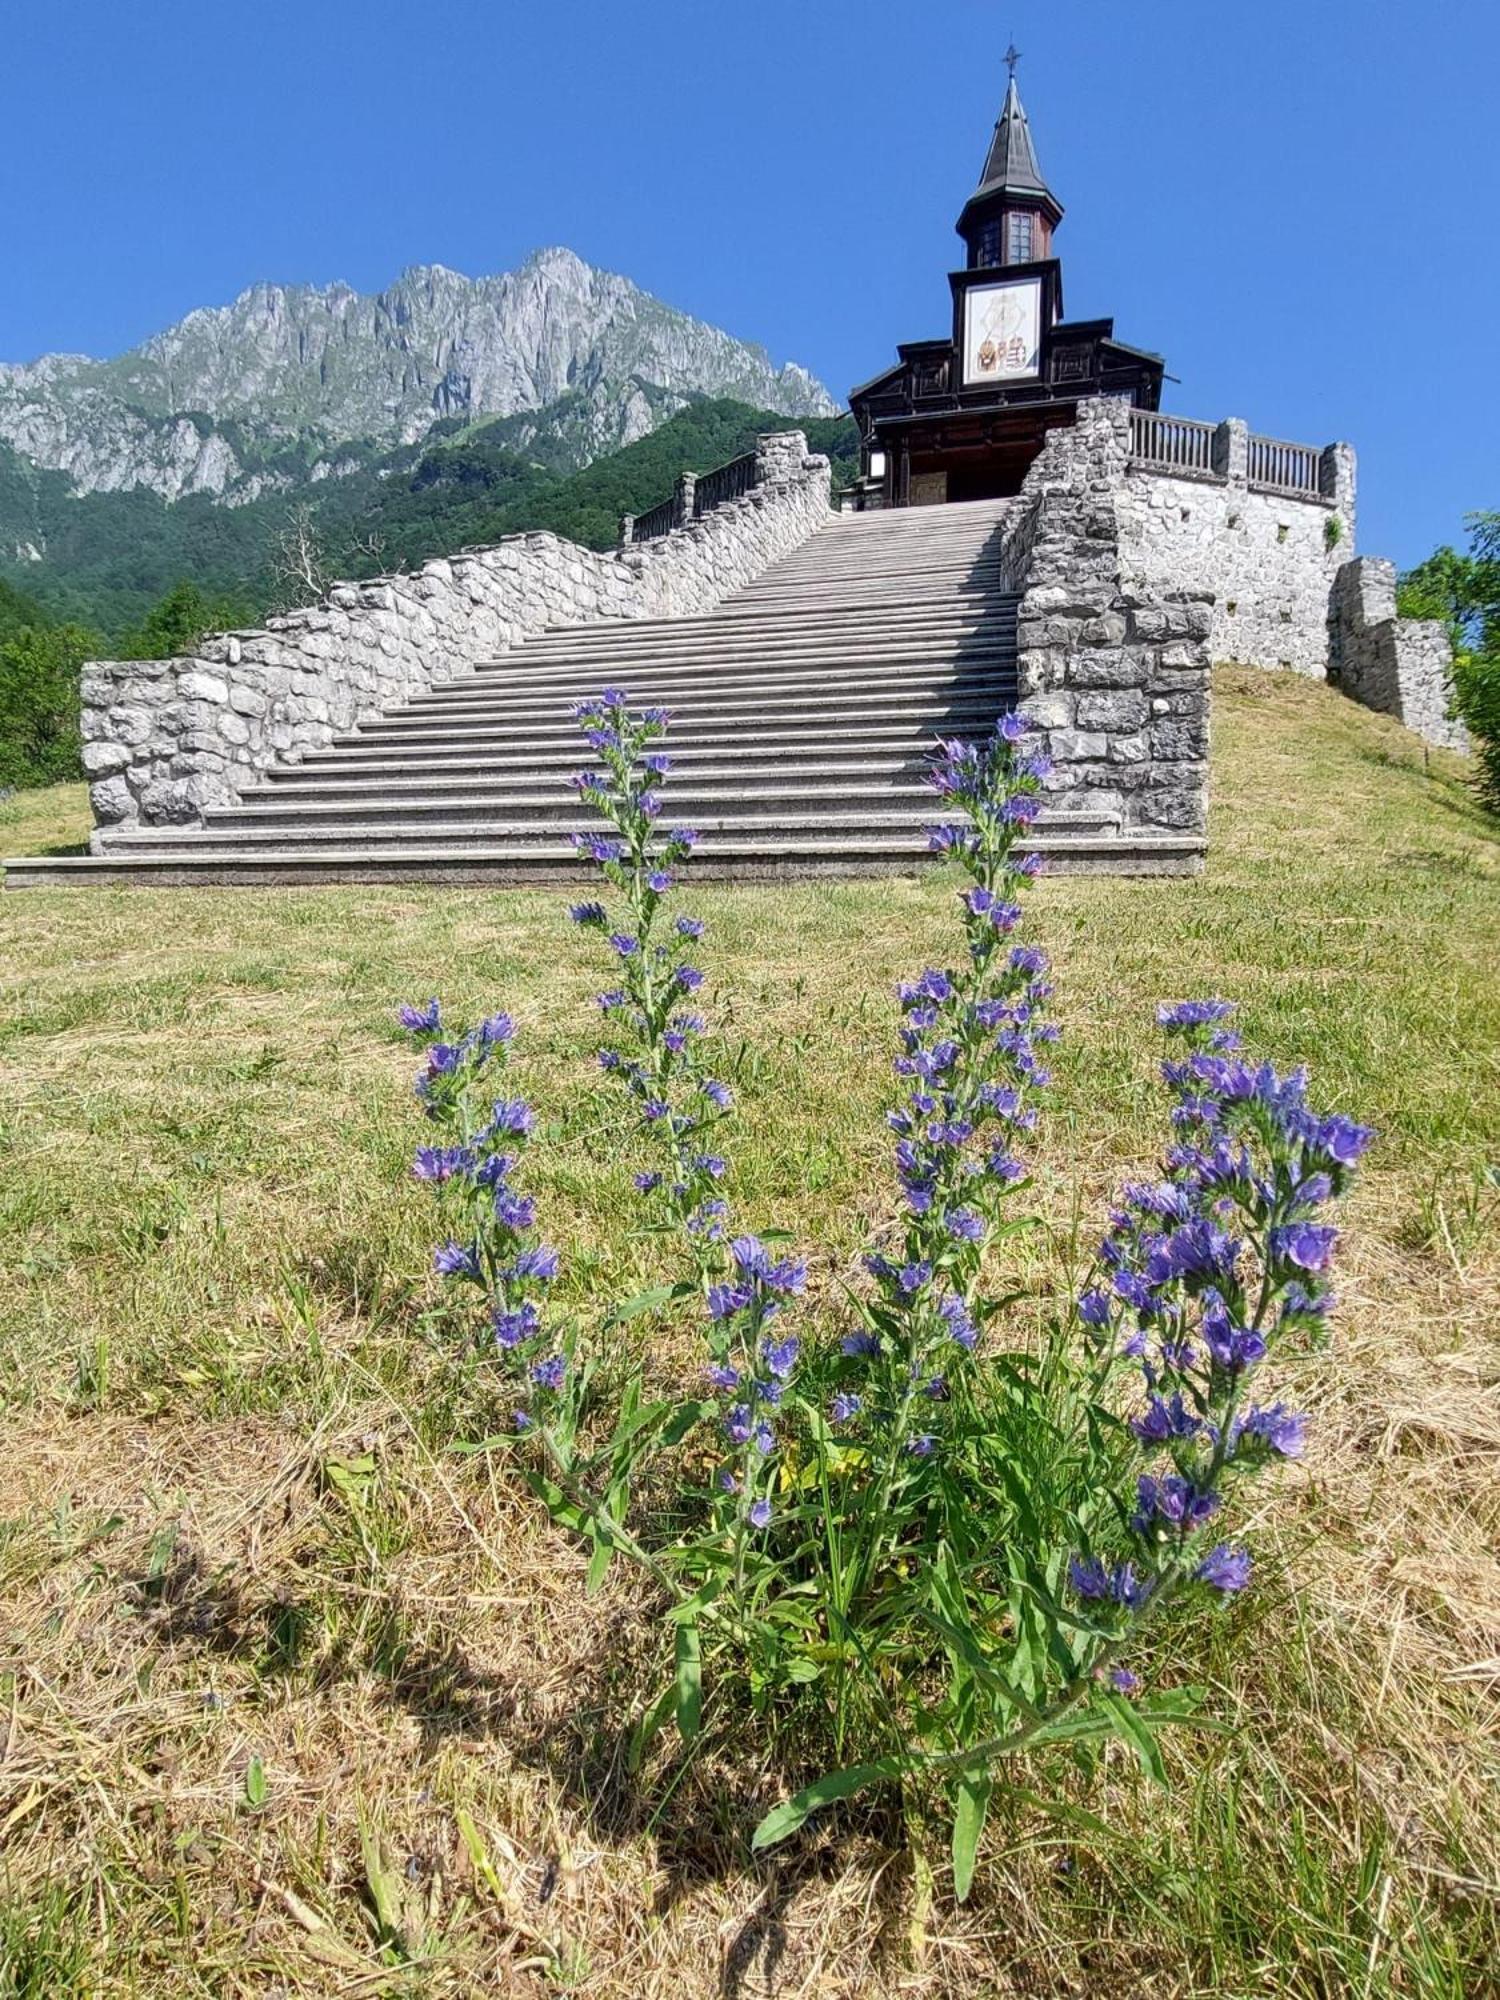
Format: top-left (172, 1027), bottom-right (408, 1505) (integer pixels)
top-left (847, 64), bottom-right (1166, 509)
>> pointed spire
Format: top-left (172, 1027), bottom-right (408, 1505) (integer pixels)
top-left (974, 73), bottom-right (1053, 202)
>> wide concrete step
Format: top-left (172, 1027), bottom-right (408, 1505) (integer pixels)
top-left (413, 655), bottom-right (1017, 712)
top-left (357, 678), bottom-right (1017, 736)
top-left (347, 709), bottom-right (1015, 754)
top-left (751, 542), bottom-right (1006, 566)
top-left (740, 557), bottom-right (1008, 579)
top-left (733, 579), bottom-right (1007, 606)
top-left (520, 602), bottom-right (1015, 650)
top-left (463, 631), bottom-right (1017, 683)
top-left (319, 699), bottom-right (1010, 756)
top-left (106, 806), bottom-right (1125, 856)
top-left (10, 830), bottom-right (1207, 892)
top-left (201, 784), bottom-right (976, 836)
top-left (274, 722), bottom-right (1004, 781)
top-left (233, 760), bottom-right (963, 816)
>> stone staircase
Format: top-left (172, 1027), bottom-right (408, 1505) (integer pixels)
top-left (6, 499), bottom-right (1200, 887)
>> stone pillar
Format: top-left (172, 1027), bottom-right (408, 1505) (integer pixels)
top-left (1007, 398), bottom-right (1212, 850)
top-left (1329, 555), bottom-right (1465, 751)
top-left (619, 513), bottom-right (636, 546)
top-left (676, 471), bottom-right (697, 527)
top-left (1211, 418), bottom-right (1248, 483)
top-left (754, 431), bottom-right (808, 484)
top-left (1320, 442), bottom-right (1357, 547)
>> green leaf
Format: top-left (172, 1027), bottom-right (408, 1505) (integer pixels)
top-left (627, 1681), bottom-right (679, 1774)
top-left (243, 1756), bottom-right (268, 1810)
top-left (951, 1769), bottom-right (991, 1903)
top-left (674, 1620), bottom-right (702, 1743)
top-left (665, 1575), bottom-right (727, 1625)
top-left (455, 1807), bottom-right (506, 1903)
top-left (585, 1532), bottom-right (612, 1598)
top-left (448, 1433), bottom-right (515, 1457)
top-left (661, 1398), bottom-right (712, 1448)
top-left (1099, 1693), bottom-right (1168, 1783)
top-left (604, 1284), bottom-right (682, 1328)
top-left (750, 1760), bottom-right (899, 1852)
top-left (518, 1469), bottom-right (589, 1535)
top-left (360, 1821), bottom-right (405, 1947)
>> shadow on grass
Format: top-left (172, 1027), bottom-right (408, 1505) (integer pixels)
top-left (122, 1530), bottom-right (894, 1985)
top-left (1352, 746), bottom-right (1499, 841)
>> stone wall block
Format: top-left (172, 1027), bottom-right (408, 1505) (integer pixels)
top-left (178, 669), bottom-right (229, 705)
top-left (1048, 728), bottom-right (1110, 762)
top-left (81, 740), bottom-right (131, 776)
top-left (1150, 718), bottom-right (1208, 760)
top-left (1076, 689), bottom-right (1149, 732)
top-left (1329, 555), bottom-right (1468, 752)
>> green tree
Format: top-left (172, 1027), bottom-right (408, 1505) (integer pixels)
top-left (0, 622), bottom-right (94, 789)
top-left (117, 579), bottom-right (251, 661)
top-left (0, 576), bottom-right (48, 641)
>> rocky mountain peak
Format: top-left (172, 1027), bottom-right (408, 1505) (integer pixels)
top-left (0, 250), bottom-right (839, 503)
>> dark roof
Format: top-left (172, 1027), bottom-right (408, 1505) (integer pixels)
top-left (973, 76), bottom-right (1053, 202)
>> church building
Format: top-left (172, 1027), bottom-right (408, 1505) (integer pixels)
top-left (848, 55), bottom-right (1166, 508)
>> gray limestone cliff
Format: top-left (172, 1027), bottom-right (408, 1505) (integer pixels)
top-left (0, 248), bottom-right (838, 504)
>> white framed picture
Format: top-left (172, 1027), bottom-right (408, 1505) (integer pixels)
top-left (962, 278), bottom-right (1041, 385)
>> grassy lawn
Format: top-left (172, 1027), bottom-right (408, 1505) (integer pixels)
top-left (1, 667), bottom-right (1496, 1997)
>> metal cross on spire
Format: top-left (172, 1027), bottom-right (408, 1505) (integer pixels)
top-left (1003, 39), bottom-right (1023, 79)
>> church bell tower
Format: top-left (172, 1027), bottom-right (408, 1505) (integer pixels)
top-left (846, 47), bottom-right (1165, 510)
top-left (956, 49), bottom-right (1064, 274)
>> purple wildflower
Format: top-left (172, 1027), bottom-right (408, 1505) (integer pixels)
top-left (434, 1241), bottom-right (481, 1279)
top-left (510, 1244), bottom-right (560, 1282)
top-left (1197, 1544), bottom-right (1253, 1593)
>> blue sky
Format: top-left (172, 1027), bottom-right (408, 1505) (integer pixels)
top-left (3, 0), bottom-right (1494, 566)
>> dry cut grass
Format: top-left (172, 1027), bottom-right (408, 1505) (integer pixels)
top-left (0, 668), bottom-right (1497, 1997)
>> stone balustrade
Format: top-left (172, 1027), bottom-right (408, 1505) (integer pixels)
top-left (82, 433), bottom-right (832, 844)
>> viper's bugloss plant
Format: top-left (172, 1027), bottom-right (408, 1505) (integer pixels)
top-left (565, 687), bottom-right (807, 1565)
top-left (394, 696), bottom-right (1374, 1896)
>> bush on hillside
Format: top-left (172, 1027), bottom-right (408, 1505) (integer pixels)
top-left (117, 579), bottom-right (255, 661)
top-left (0, 621), bottom-right (93, 789)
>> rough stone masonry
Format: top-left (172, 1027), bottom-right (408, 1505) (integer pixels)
top-left (1001, 401), bottom-right (1214, 844)
top-left (77, 407), bottom-right (1466, 863)
top-left (80, 432), bottom-right (832, 843)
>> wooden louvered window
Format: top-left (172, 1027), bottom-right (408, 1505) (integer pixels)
top-left (974, 221), bottom-right (1003, 269)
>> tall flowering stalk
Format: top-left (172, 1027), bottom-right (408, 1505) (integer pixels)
top-left (397, 1000), bottom-right (567, 1430)
top-left (827, 722), bottom-right (1056, 1578)
top-left (748, 733), bottom-right (1374, 1881)
top-left (397, 995), bottom-right (693, 1604)
top-left (565, 690), bottom-right (806, 1562)
top-left (1064, 1000), bottom-right (1375, 1629)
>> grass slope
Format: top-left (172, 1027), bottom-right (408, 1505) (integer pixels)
top-left (0, 670), bottom-right (1496, 1997)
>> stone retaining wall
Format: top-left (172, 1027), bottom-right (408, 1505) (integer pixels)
top-left (1329, 558), bottom-right (1467, 753)
top-left (83, 432), bottom-right (832, 843)
top-left (1116, 422), bottom-right (1355, 678)
top-left (1003, 401), bottom-right (1213, 845)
